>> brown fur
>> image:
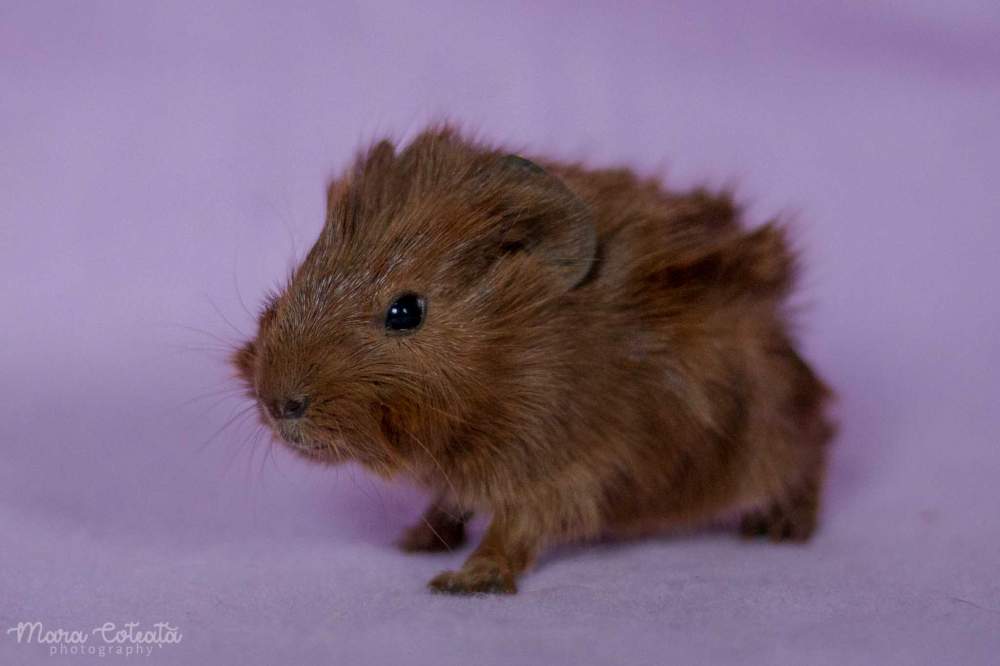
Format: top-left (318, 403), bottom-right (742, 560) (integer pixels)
top-left (232, 126), bottom-right (834, 595)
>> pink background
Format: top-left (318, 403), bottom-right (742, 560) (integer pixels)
top-left (2, 2), bottom-right (999, 664)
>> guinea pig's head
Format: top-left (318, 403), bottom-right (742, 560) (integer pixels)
top-left (233, 128), bottom-right (596, 477)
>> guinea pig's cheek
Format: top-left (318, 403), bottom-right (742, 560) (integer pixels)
top-left (231, 341), bottom-right (258, 388)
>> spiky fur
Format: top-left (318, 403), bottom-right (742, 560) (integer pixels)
top-left (233, 126), bottom-right (834, 594)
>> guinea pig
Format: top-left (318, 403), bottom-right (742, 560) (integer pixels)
top-left (232, 126), bottom-right (834, 595)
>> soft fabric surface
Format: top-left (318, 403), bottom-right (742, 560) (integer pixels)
top-left (2, 2), bottom-right (998, 664)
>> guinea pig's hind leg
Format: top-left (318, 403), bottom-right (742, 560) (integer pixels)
top-left (428, 513), bottom-right (537, 595)
top-left (397, 499), bottom-right (470, 553)
top-left (738, 473), bottom-right (821, 543)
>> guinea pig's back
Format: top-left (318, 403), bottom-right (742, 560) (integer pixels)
top-left (556, 164), bottom-right (832, 531)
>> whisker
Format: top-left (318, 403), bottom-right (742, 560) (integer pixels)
top-left (198, 402), bottom-right (258, 456)
top-left (172, 385), bottom-right (247, 411)
top-left (419, 512), bottom-right (453, 552)
top-left (230, 249), bottom-right (257, 323)
top-left (400, 425), bottom-right (459, 506)
top-left (219, 410), bottom-right (262, 483)
top-left (204, 294), bottom-right (250, 341)
top-left (156, 321), bottom-right (241, 350)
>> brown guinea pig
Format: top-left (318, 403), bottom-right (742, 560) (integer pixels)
top-left (232, 125), bottom-right (834, 595)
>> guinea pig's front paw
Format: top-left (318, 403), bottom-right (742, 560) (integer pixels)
top-left (428, 561), bottom-right (517, 595)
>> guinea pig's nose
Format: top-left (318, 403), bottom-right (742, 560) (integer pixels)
top-left (270, 396), bottom-right (310, 421)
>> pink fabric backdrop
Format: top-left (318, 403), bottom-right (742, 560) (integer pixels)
top-left (2, 1), bottom-right (998, 664)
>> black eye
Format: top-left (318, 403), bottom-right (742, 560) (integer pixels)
top-left (385, 293), bottom-right (425, 333)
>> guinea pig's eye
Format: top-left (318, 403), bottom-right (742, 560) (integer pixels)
top-left (384, 293), bottom-right (425, 333)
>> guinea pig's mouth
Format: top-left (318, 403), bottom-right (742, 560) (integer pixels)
top-left (272, 421), bottom-right (314, 449)
top-left (266, 416), bottom-right (347, 461)
top-left (260, 413), bottom-right (314, 449)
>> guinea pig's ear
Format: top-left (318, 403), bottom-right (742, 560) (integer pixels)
top-left (495, 154), bottom-right (597, 291)
top-left (325, 178), bottom-right (349, 217)
top-left (325, 140), bottom-right (398, 239)
top-left (352, 140), bottom-right (398, 215)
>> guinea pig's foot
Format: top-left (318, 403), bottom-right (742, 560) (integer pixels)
top-left (739, 498), bottom-right (816, 543)
top-left (397, 504), bottom-right (469, 553)
top-left (427, 560), bottom-right (517, 595)
top-left (397, 519), bottom-right (466, 553)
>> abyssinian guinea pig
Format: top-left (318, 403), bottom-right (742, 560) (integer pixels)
top-left (232, 126), bottom-right (834, 595)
